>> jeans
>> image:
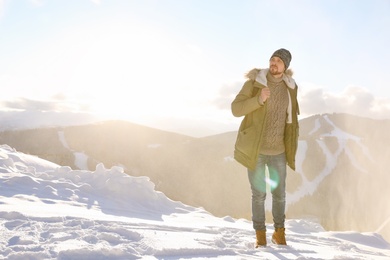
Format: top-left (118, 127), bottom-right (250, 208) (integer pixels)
top-left (248, 153), bottom-right (287, 231)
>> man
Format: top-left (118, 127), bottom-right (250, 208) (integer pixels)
top-left (231, 48), bottom-right (299, 247)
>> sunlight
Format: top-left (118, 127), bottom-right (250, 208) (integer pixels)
top-left (63, 18), bottom-right (220, 123)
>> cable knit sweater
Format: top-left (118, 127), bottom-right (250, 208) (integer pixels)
top-left (259, 73), bottom-right (289, 155)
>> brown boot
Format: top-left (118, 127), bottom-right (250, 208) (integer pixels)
top-left (255, 230), bottom-right (266, 248)
top-left (272, 228), bottom-right (287, 245)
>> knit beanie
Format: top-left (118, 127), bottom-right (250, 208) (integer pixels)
top-left (270, 48), bottom-right (292, 70)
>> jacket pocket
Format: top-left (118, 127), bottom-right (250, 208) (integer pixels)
top-left (235, 125), bottom-right (257, 157)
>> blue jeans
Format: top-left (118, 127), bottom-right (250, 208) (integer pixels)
top-left (247, 153), bottom-right (287, 231)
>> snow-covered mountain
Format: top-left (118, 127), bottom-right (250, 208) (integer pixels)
top-left (1, 144), bottom-right (390, 259)
top-left (1, 112), bottom-right (390, 245)
top-left (290, 113), bottom-right (390, 242)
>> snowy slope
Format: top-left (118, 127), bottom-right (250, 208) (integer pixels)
top-left (288, 114), bottom-right (373, 204)
top-left (0, 145), bottom-right (389, 259)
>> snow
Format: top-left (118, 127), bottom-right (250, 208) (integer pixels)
top-left (0, 144), bottom-right (389, 259)
top-left (287, 114), bottom-right (374, 206)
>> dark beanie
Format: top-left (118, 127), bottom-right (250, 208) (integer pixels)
top-left (270, 48), bottom-right (292, 69)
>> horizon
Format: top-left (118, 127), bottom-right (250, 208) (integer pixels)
top-left (0, 110), bottom-right (388, 138)
top-left (1, 0), bottom-right (390, 137)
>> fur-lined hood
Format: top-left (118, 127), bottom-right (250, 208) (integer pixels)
top-left (245, 68), bottom-right (296, 89)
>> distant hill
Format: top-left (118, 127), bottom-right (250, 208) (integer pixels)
top-left (1, 113), bottom-right (389, 242)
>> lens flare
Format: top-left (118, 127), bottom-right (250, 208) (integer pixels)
top-left (252, 166), bottom-right (281, 193)
top-left (265, 177), bottom-right (278, 190)
top-left (267, 166), bottom-right (281, 191)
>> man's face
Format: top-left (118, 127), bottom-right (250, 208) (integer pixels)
top-left (269, 56), bottom-right (285, 76)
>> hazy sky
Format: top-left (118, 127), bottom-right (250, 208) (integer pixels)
top-left (1, 0), bottom-right (390, 136)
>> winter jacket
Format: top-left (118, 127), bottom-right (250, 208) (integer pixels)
top-left (231, 68), bottom-right (299, 171)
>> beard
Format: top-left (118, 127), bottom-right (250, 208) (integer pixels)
top-left (269, 65), bottom-right (283, 76)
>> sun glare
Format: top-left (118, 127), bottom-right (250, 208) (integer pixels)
top-left (61, 18), bottom-right (220, 124)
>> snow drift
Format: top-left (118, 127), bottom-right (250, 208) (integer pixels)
top-left (0, 144), bottom-right (389, 259)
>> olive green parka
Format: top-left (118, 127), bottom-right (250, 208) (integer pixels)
top-left (231, 68), bottom-right (299, 171)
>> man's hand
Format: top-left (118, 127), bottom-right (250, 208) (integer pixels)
top-left (260, 87), bottom-right (270, 103)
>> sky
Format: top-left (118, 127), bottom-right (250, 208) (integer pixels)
top-left (1, 0), bottom-right (390, 136)
top-left (1, 144), bottom-right (390, 259)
